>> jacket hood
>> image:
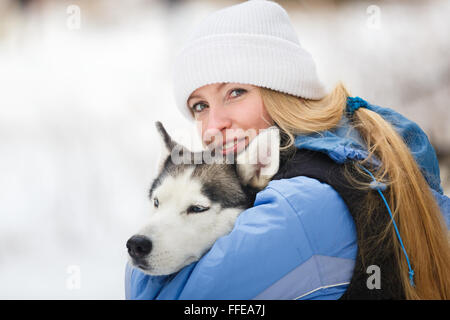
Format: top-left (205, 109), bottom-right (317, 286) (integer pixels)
top-left (294, 97), bottom-right (444, 195)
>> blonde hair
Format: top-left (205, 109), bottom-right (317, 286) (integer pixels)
top-left (258, 82), bottom-right (450, 299)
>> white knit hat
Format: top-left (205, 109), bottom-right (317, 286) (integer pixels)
top-left (172, 0), bottom-right (327, 120)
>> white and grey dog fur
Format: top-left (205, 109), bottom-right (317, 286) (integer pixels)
top-left (126, 121), bottom-right (280, 276)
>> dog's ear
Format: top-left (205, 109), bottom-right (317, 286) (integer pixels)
top-left (155, 121), bottom-right (177, 154)
top-left (236, 126), bottom-right (280, 190)
top-left (155, 121), bottom-right (195, 169)
top-left (154, 121), bottom-right (184, 171)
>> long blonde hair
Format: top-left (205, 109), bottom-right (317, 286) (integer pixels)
top-left (258, 82), bottom-right (450, 299)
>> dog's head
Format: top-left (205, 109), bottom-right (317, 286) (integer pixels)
top-left (126, 121), bottom-right (280, 275)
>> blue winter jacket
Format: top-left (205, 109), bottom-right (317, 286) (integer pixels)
top-left (125, 98), bottom-right (450, 300)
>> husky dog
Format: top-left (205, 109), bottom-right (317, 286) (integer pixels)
top-left (126, 121), bottom-right (280, 276)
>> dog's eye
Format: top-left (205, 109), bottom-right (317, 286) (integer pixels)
top-left (154, 197), bottom-right (159, 208)
top-left (187, 205), bottom-right (209, 214)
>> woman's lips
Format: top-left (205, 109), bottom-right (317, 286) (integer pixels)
top-left (221, 137), bottom-right (249, 155)
top-left (205, 135), bottom-right (252, 156)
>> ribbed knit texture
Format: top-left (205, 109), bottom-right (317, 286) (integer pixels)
top-left (172, 0), bottom-right (327, 120)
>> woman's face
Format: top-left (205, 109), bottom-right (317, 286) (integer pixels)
top-left (187, 83), bottom-right (274, 155)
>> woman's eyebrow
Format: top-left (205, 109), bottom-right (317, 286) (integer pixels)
top-left (187, 83), bottom-right (228, 104)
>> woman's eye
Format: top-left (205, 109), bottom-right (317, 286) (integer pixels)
top-left (154, 198), bottom-right (159, 208)
top-left (190, 88), bottom-right (245, 114)
top-left (192, 102), bottom-right (207, 113)
top-left (187, 205), bottom-right (209, 214)
top-left (230, 88), bottom-right (246, 98)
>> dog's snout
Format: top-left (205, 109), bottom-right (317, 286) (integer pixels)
top-left (127, 235), bottom-right (152, 259)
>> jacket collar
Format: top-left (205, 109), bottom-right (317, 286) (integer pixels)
top-left (293, 97), bottom-right (443, 194)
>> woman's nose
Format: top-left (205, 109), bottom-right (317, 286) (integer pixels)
top-left (202, 107), bottom-right (232, 146)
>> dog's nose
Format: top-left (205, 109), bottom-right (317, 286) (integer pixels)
top-left (127, 235), bottom-right (152, 259)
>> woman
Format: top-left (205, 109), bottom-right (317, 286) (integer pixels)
top-left (125, 0), bottom-right (450, 299)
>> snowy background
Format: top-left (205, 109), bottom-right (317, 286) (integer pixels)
top-left (0, 0), bottom-right (449, 299)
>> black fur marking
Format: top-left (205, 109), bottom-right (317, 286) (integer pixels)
top-left (148, 155), bottom-right (192, 200)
